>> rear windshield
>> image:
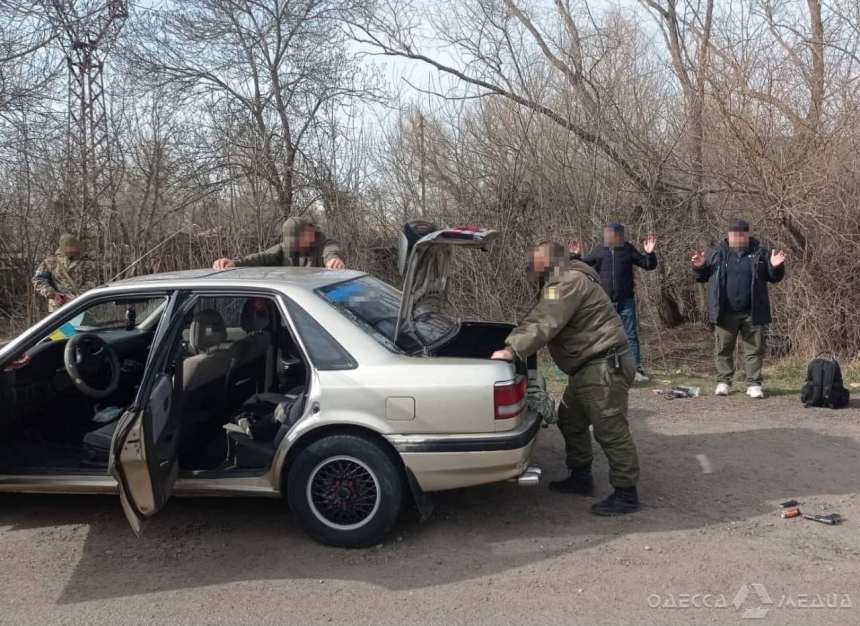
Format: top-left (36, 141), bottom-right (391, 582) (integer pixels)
top-left (317, 276), bottom-right (455, 354)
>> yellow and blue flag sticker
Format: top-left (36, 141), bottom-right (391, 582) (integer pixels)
top-left (48, 322), bottom-right (78, 342)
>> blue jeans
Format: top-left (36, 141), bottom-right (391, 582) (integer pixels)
top-left (614, 298), bottom-right (642, 369)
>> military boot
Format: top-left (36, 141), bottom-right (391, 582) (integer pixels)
top-left (549, 465), bottom-right (595, 496)
top-left (591, 486), bottom-right (641, 516)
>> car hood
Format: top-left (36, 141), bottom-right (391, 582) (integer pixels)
top-left (394, 225), bottom-right (499, 347)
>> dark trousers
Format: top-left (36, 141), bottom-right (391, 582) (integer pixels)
top-left (614, 298), bottom-right (642, 369)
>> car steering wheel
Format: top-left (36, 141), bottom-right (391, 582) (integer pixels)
top-left (64, 332), bottom-right (122, 399)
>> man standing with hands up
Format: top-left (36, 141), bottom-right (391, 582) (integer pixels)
top-left (570, 223), bottom-right (658, 382)
top-left (692, 219), bottom-right (787, 398)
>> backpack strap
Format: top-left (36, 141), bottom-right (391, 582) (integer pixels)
top-left (803, 359), bottom-right (825, 408)
top-left (822, 360), bottom-right (837, 407)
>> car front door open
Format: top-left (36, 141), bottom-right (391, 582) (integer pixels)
top-left (110, 290), bottom-right (188, 534)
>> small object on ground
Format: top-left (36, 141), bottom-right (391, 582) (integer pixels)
top-left (651, 389), bottom-right (665, 395)
top-left (781, 508), bottom-right (801, 519)
top-left (715, 383), bottom-right (731, 396)
top-left (747, 385), bottom-right (765, 399)
top-left (850, 382), bottom-right (860, 389)
top-left (676, 385), bottom-right (700, 398)
top-left (780, 500), bottom-right (798, 508)
top-left (803, 513), bottom-right (842, 525)
top-left (669, 386), bottom-right (700, 399)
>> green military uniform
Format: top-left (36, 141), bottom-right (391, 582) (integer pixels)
top-left (233, 216), bottom-right (344, 268)
top-left (33, 242), bottom-right (97, 313)
top-left (505, 261), bottom-right (640, 489)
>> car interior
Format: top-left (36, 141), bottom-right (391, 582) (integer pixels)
top-left (0, 294), bottom-right (309, 477)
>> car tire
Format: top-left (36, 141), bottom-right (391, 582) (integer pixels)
top-left (287, 433), bottom-right (402, 548)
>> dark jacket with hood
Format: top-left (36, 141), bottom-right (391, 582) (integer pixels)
top-left (693, 237), bottom-right (784, 326)
top-left (573, 242), bottom-right (657, 302)
top-left (233, 217), bottom-right (344, 268)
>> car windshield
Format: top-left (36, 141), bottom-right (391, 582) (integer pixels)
top-left (317, 276), bottom-right (455, 354)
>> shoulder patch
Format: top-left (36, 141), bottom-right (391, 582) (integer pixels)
top-left (543, 284), bottom-right (560, 301)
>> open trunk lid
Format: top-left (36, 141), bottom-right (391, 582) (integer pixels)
top-left (395, 221), bottom-right (499, 350)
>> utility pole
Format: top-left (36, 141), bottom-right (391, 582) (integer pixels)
top-left (43, 0), bottom-right (128, 236)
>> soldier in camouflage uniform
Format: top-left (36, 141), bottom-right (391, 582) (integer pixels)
top-left (212, 216), bottom-right (346, 270)
top-left (492, 241), bottom-right (641, 516)
top-left (33, 233), bottom-right (97, 313)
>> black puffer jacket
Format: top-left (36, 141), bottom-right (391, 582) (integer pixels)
top-left (693, 238), bottom-right (785, 326)
top-left (574, 242), bottom-right (657, 302)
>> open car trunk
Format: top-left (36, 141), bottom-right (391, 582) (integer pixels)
top-left (432, 321), bottom-right (537, 373)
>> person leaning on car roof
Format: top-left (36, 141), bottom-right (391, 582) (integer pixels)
top-left (492, 241), bottom-right (641, 516)
top-left (212, 216), bottom-right (346, 270)
top-left (32, 233), bottom-right (97, 313)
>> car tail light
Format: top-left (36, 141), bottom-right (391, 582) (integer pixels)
top-left (494, 375), bottom-right (527, 420)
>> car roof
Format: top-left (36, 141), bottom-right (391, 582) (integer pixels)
top-left (108, 267), bottom-right (366, 291)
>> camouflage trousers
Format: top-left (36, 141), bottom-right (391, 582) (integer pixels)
top-left (556, 352), bottom-right (640, 489)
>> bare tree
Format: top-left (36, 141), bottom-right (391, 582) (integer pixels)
top-left (125, 0), bottom-right (379, 219)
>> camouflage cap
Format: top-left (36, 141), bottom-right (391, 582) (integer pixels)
top-left (59, 233), bottom-right (80, 248)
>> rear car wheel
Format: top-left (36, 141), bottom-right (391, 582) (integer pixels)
top-left (287, 433), bottom-right (402, 548)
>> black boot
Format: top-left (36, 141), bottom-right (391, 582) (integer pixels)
top-left (549, 466), bottom-right (595, 496)
top-left (591, 486), bottom-right (641, 516)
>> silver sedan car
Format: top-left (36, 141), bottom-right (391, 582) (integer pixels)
top-left (0, 225), bottom-right (548, 547)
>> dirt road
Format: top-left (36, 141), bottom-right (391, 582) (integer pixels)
top-left (2, 390), bottom-right (859, 625)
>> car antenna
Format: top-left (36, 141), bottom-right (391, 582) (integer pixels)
top-left (108, 225), bottom-right (193, 283)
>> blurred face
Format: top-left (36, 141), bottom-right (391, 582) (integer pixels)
top-left (728, 230), bottom-right (750, 249)
top-left (604, 228), bottom-right (623, 247)
top-left (530, 243), bottom-right (565, 278)
top-left (531, 248), bottom-right (550, 276)
top-left (296, 227), bottom-right (318, 252)
top-left (62, 244), bottom-right (81, 259)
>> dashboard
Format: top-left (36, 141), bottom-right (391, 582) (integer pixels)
top-left (1, 328), bottom-right (155, 427)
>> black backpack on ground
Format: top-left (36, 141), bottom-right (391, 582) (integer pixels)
top-left (801, 357), bottom-right (850, 409)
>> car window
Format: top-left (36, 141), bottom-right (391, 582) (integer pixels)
top-left (285, 301), bottom-right (357, 370)
top-left (66, 297), bottom-right (166, 334)
top-left (316, 276), bottom-right (455, 354)
top-left (191, 297), bottom-right (246, 329)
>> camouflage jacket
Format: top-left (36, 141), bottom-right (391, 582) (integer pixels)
top-left (233, 217), bottom-right (344, 269)
top-left (506, 261), bottom-right (629, 374)
top-left (33, 251), bottom-right (98, 312)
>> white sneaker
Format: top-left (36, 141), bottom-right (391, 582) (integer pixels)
top-left (747, 385), bottom-right (765, 399)
top-left (715, 383), bottom-right (731, 396)
top-left (634, 369), bottom-right (649, 382)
